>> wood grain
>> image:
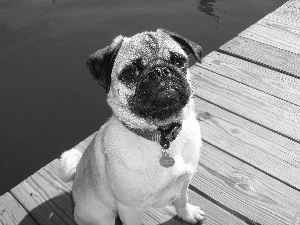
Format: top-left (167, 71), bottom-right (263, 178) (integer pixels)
top-left (219, 36), bottom-right (300, 77)
top-left (194, 97), bottom-right (300, 189)
top-left (193, 141), bottom-right (300, 225)
top-left (10, 160), bottom-right (75, 225)
top-left (259, 3), bottom-right (300, 36)
top-left (190, 66), bottom-right (300, 141)
top-left (147, 189), bottom-right (248, 225)
top-left (187, 190), bottom-right (248, 225)
top-left (197, 51), bottom-right (300, 106)
top-left (0, 192), bottom-right (38, 225)
top-left (239, 24), bottom-right (300, 54)
top-left (284, 0), bottom-right (300, 10)
top-left (236, 0), bottom-right (300, 55)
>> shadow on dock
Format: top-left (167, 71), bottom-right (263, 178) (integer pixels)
top-left (17, 192), bottom-right (184, 225)
top-left (18, 192), bottom-right (75, 225)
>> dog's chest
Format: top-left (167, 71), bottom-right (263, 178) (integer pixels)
top-left (104, 119), bottom-right (199, 173)
top-left (101, 118), bottom-right (201, 206)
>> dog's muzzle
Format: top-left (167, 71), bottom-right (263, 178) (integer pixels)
top-left (129, 63), bottom-right (191, 120)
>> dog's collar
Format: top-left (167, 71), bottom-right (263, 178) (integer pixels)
top-left (122, 122), bottom-right (182, 149)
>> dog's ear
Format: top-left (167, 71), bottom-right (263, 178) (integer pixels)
top-left (86, 35), bottom-right (123, 94)
top-left (158, 29), bottom-right (202, 63)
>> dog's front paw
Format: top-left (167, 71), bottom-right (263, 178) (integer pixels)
top-left (177, 203), bottom-right (205, 224)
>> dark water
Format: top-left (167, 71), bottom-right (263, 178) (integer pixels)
top-left (0, 0), bottom-right (285, 195)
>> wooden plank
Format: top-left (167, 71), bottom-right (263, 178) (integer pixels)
top-left (284, 0), bottom-right (300, 10)
top-left (239, 24), bottom-right (300, 54)
top-left (0, 192), bottom-right (38, 225)
top-left (238, 0), bottom-right (300, 54)
top-left (187, 190), bottom-right (247, 225)
top-left (193, 141), bottom-right (300, 225)
top-left (219, 36), bottom-right (300, 77)
top-left (197, 51), bottom-right (300, 106)
top-left (10, 160), bottom-right (75, 225)
top-left (149, 189), bottom-right (248, 225)
top-left (194, 97), bottom-right (300, 189)
top-left (190, 65), bottom-right (300, 142)
top-left (9, 157), bottom-right (121, 225)
top-left (258, 2), bottom-right (300, 36)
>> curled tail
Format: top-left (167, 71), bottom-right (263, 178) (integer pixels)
top-left (59, 148), bottom-right (83, 182)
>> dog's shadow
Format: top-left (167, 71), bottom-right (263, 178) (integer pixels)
top-left (18, 192), bottom-right (77, 225)
top-left (18, 192), bottom-right (189, 225)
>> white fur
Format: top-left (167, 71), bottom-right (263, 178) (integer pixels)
top-left (60, 30), bottom-right (205, 225)
top-left (59, 148), bottom-right (83, 182)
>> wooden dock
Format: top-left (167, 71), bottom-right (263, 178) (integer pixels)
top-left (1, 0), bottom-right (300, 224)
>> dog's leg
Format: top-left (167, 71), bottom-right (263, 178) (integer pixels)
top-left (117, 202), bottom-right (142, 225)
top-left (173, 177), bottom-right (205, 224)
top-left (73, 200), bottom-right (116, 225)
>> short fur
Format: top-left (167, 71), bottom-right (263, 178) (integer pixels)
top-left (59, 29), bottom-right (205, 225)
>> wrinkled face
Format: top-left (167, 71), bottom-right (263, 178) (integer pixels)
top-left (108, 31), bottom-right (192, 125)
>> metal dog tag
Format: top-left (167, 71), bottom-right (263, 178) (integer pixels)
top-left (159, 153), bottom-right (175, 168)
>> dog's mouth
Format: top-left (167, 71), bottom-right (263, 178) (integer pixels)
top-left (128, 64), bottom-right (191, 121)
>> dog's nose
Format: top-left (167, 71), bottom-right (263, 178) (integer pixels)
top-left (157, 89), bottom-right (178, 99)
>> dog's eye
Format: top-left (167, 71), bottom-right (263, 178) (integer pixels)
top-left (171, 54), bottom-right (187, 69)
top-left (119, 67), bottom-right (138, 85)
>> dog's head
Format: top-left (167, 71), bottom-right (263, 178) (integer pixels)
top-left (87, 29), bottom-right (202, 128)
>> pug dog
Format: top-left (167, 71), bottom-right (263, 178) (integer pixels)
top-left (59, 29), bottom-right (205, 225)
